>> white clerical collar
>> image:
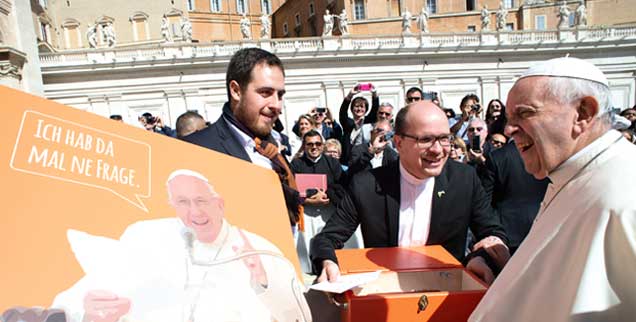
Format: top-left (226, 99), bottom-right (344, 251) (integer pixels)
top-left (225, 117), bottom-right (255, 150)
top-left (307, 154), bottom-right (322, 164)
top-left (548, 130), bottom-right (622, 188)
top-left (399, 161), bottom-right (433, 187)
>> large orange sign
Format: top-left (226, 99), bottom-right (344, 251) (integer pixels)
top-left (0, 86), bottom-right (302, 314)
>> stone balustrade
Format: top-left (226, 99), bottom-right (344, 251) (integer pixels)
top-left (39, 26), bottom-right (636, 67)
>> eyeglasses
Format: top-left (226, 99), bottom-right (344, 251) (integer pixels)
top-left (468, 127), bottom-right (484, 132)
top-left (173, 197), bottom-right (218, 209)
top-left (378, 112), bottom-right (392, 117)
top-left (305, 142), bottom-right (323, 148)
top-left (399, 133), bottom-right (453, 149)
top-left (406, 96), bottom-right (422, 103)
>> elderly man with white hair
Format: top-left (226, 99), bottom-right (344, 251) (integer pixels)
top-left (53, 169), bottom-right (310, 322)
top-left (469, 57), bottom-right (636, 322)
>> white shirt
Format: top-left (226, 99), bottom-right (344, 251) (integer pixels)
top-left (370, 148), bottom-right (384, 169)
top-left (226, 118), bottom-right (273, 170)
top-left (398, 161), bottom-right (435, 246)
top-left (470, 130), bottom-right (636, 322)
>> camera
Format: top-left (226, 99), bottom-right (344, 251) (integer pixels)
top-left (144, 114), bottom-right (157, 124)
top-left (357, 83), bottom-right (373, 91)
top-left (423, 91), bottom-right (438, 101)
top-left (315, 107), bottom-right (327, 114)
top-left (471, 104), bottom-right (481, 112)
top-left (306, 188), bottom-right (319, 198)
top-left (382, 131), bottom-right (395, 142)
top-left (471, 134), bottom-right (481, 153)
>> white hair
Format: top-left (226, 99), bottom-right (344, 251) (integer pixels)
top-left (166, 169), bottom-right (216, 199)
top-left (544, 77), bottom-right (613, 125)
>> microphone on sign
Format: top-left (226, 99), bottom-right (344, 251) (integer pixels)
top-left (181, 227), bottom-right (195, 251)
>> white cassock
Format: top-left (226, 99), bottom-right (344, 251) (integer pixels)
top-left (470, 130), bottom-right (636, 322)
top-left (52, 218), bottom-right (308, 322)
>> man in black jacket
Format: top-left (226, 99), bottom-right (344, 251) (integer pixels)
top-left (348, 119), bottom-right (398, 176)
top-left (182, 48), bottom-right (300, 227)
top-left (480, 141), bottom-right (549, 255)
top-left (311, 101), bottom-right (509, 285)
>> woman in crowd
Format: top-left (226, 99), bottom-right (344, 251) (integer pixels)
top-left (485, 99), bottom-right (507, 136)
top-left (449, 136), bottom-right (468, 163)
top-left (292, 114), bottom-right (317, 160)
top-left (339, 83), bottom-right (379, 163)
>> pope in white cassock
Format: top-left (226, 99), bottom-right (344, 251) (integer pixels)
top-left (469, 57), bottom-right (636, 321)
top-left (52, 169), bottom-right (310, 322)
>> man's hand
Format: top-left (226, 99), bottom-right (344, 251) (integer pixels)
top-left (233, 229), bottom-right (268, 287)
top-left (368, 130), bottom-right (388, 154)
top-left (304, 189), bottom-right (330, 206)
top-left (466, 256), bottom-right (495, 285)
top-left (82, 290), bottom-right (130, 322)
top-left (467, 149), bottom-right (486, 164)
top-left (316, 259), bottom-right (341, 283)
top-left (473, 236), bottom-right (511, 269)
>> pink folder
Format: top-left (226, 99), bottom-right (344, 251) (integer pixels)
top-left (295, 174), bottom-right (327, 197)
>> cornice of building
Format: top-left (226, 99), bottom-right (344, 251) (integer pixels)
top-left (39, 26), bottom-right (636, 75)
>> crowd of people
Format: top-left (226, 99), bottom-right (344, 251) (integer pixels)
top-left (100, 48), bottom-right (635, 322)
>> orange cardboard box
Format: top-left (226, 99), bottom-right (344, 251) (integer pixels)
top-left (335, 246), bottom-right (487, 322)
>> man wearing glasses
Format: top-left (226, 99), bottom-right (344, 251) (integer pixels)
top-left (311, 101), bottom-right (509, 285)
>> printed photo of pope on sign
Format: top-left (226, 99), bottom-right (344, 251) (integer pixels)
top-left (52, 169), bottom-right (310, 322)
top-left (0, 86), bottom-right (311, 322)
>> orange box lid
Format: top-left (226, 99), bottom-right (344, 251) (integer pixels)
top-left (336, 245), bottom-right (462, 274)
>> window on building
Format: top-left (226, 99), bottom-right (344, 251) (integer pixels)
top-left (210, 0), bottom-right (221, 12)
top-left (295, 13), bottom-right (301, 26)
top-left (62, 19), bottom-right (81, 49)
top-left (505, 23), bottom-right (514, 31)
top-left (389, 0), bottom-right (400, 16)
top-left (39, 21), bottom-right (50, 43)
top-left (426, 0), bottom-right (437, 14)
top-left (535, 15), bottom-right (546, 30)
top-left (236, 0), bottom-right (246, 14)
top-left (568, 13), bottom-right (575, 27)
top-left (354, 0), bottom-right (365, 20)
top-left (309, 2), bottom-right (315, 16)
top-left (503, 0), bottom-right (514, 9)
top-left (130, 13), bottom-right (149, 41)
top-left (187, 0), bottom-right (194, 11)
top-left (467, 25), bottom-right (476, 32)
top-left (283, 22), bottom-right (288, 36)
top-left (261, 0), bottom-right (271, 14)
top-left (466, 0), bottom-right (476, 11)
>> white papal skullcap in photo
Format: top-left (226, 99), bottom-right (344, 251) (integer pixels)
top-left (518, 56), bottom-right (609, 88)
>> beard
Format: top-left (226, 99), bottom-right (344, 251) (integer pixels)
top-left (235, 101), bottom-right (275, 138)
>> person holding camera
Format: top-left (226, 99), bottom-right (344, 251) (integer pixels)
top-left (348, 120), bottom-right (398, 177)
top-left (339, 83), bottom-right (380, 164)
top-left (450, 94), bottom-right (482, 143)
top-left (466, 118), bottom-right (493, 167)
top-left (139, 112), bottom-right (176, 137)
top-left (292, 106), bottom-right (342, 142)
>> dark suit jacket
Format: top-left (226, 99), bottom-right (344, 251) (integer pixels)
top-left (479, 141), bottom-right (548, 250)
top-left (348, 143), bottom-right (399, 176)
top-left (182, 105), bottom-right (301, 224)
top-left (310, 160), bottom-right (507, 272)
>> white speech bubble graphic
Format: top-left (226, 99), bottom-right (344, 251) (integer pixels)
top-left (10, 111), bottom-right (151, 212)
